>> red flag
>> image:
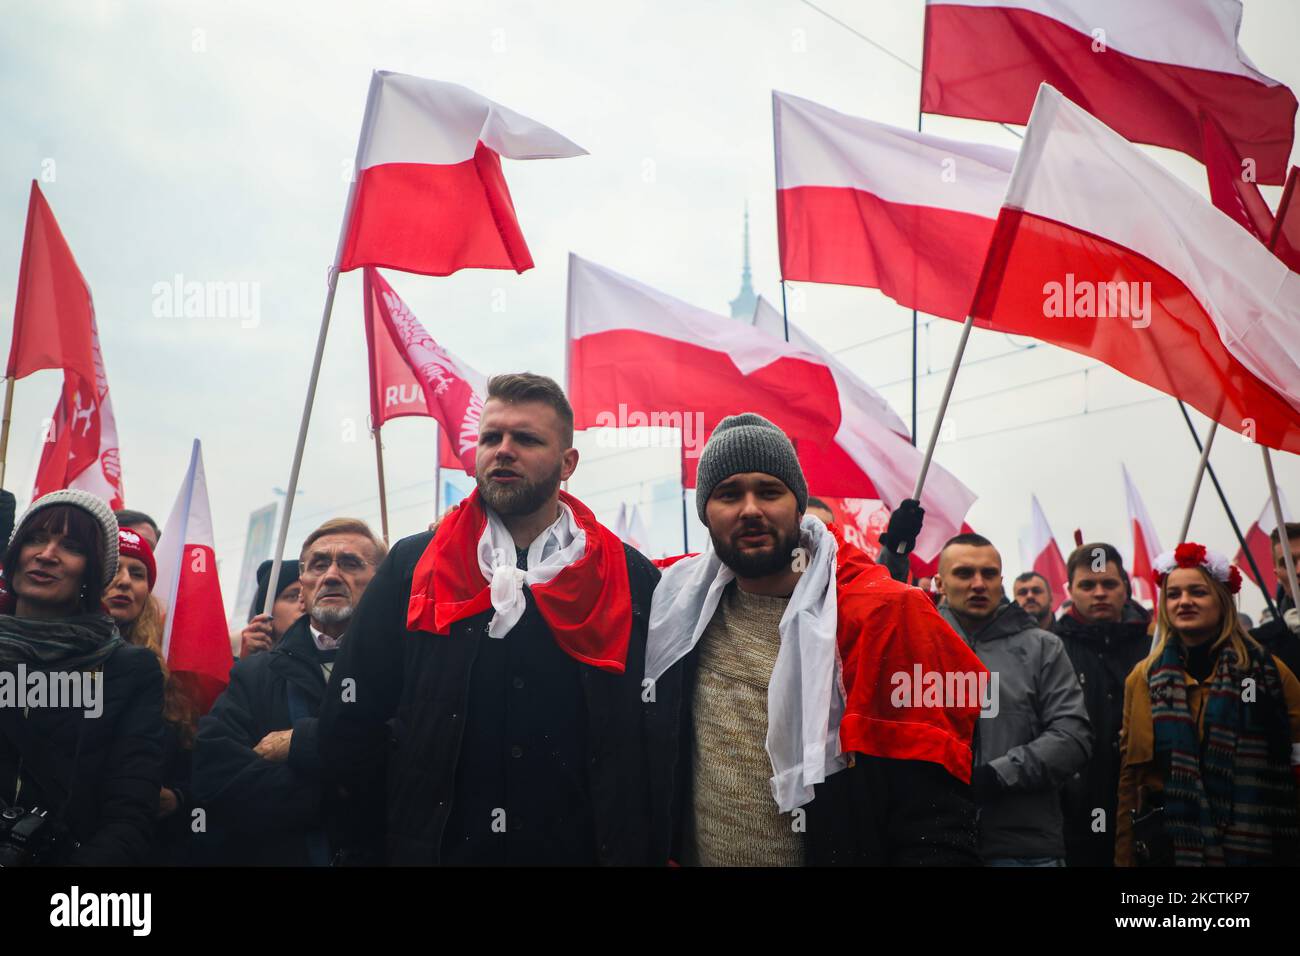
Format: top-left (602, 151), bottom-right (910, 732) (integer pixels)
top-left (922, 0), bottom-right (1297, 185)
top-left (7, 181), bottom-right (97, 386)
top-left (1269, 167), bottom-right (1300, 273)
top-left (971, 85), bottom-right (1300, 455)
top-left (153, 440), bottom-right (232, 715)
top-left (1201, 111), bottom-right (1275, 242)
top-left (1027, 496), bottom-right (1069, 611)
top-left (338, 72), bottom-right (585, 278)
top-left (363, 268), bottom-right (486, 474)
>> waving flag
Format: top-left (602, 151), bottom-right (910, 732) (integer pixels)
top-left (971, 84), bottom-right (1300, 455)
top-left (774, 91), bottom-right (1015, 321)
top-left (922, 0), bottom-right (1297, 184)
top-left (1235, 491), bottom-right (1293, 602)
top-left (1121, 464), bottom-right (1163, 604)
top-left (1028, 496), bottom-right (1069, 611)
top-left (363, 267), bottom-right (485, 473)
top-left (566, 256), bottom-right (975, 560)
top-left (153, 440), bottom-right (233, 715)
top-left (1201, 111), bottom-right (1276, 243)
top-left (338, 71), bottom-right (585, 277)
top-left (1269, 167), bottom-right (1300, 273)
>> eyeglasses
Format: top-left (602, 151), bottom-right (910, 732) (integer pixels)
top-left (302, 553), bottom-right (370, 576)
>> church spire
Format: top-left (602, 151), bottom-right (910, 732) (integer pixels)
top-left (728, 202), bottom-right (757, 319)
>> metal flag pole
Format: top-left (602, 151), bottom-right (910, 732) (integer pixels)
top-left (1177, 419), bottom-right (1219, 543)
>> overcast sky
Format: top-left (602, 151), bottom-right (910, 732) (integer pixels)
top-left (2, 0), bottom-right (1298, 617)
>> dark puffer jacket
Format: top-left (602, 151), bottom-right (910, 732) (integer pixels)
top-left (1054, 601), bottom-right (1151, 866)
top-left (0, 641), bottom-right (164, 865)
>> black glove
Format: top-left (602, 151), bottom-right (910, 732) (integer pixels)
top-left (970, 763), bottom-right (1002, 804)
top-left (878, 498), bottom-right (925, 556)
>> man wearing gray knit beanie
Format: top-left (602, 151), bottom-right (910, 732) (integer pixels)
top-left (644, 412), bottom-right (982, 867)
top-left (693, 413), bottom-right (808, 588)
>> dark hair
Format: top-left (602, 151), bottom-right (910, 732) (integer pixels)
top-left (1013, 571), bottom-right (1053, 599)
top-left (3, 505), bottom-right (106, 615)
top-left (1270, 522), bottom-right (1300, 551)
top-left (486, 372), bottom-right (575, 448)
top-left (1066, 542), bottom-right (1129, 590)
top-left (806, 496), bottom-right (830, 512)
top-left (943, 532), bottom-right (994, 550)
top-left (114, 509), bottom-right (159, 541)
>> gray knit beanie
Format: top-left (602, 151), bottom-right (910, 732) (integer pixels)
top-left (10, 489), bottom-right (120, 585)
top-left (695, 413), bottom-right (808, 522)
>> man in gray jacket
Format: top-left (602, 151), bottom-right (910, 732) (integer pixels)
top-left (935, 533), bottom-right (1092, 866)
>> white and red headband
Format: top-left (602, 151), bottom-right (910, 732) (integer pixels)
top-left (1153, 542), bottom-right (1242, 595)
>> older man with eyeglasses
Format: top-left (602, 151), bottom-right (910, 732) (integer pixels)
top-left (192, 518), bottom-right (386, 865)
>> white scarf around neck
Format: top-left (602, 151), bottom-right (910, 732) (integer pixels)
top-left (476, 502), bottom-right (586, 639)
top-left (646, 515), bottom-right (846, 812)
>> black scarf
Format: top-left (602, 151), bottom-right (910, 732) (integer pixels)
top-left (0, 612), bottom-right (122, 671)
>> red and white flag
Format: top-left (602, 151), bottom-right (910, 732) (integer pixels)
top-left (363, 267), bottom-right (485, 473)
top-left (971, 84), bottom-right (1300, 455)
top-left (1121, 464), bottom-right (1163, 605)
top-left (818, 497), bottom-right (889, 560)
top-left (9, 182), bottom-right (126, 507)
top-left (566, 255), bottom-right (975, 560)
top-left (1235, 491), bottom-right (1293, 601)
top-left (338, 71), bottom-right (585, 277)
top-left (153, 440), bottom-right (233, 715)
top-left (1029, 495), bottom-right (1069, 611)
top-left (774, 91), bottom-right (1015, 321)
top-left (922, 0), bottom-right (1297, 185)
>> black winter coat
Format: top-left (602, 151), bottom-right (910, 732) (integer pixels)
top-left (0, 641), bottom-right (164, 865)
top-left (657, 650), bottom-right (981, 866)
top-left (191, 617), bottom-right (329, 866)
top-left (1251, 594), bottom-right (1300, 679)
top-left (1054, 604), bottom-right (1151, 867)
top-left (319, 530), bottom-right (667, 865)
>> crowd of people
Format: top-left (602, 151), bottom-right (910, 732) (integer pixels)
top-left (0, 371), bottom-right (1297, 867)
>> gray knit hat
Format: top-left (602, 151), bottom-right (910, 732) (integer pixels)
top-left (695, 413), bottom-right (808, 522)
top-left (10, 489), bottom-right (120, 585)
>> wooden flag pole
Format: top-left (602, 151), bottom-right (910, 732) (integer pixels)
top-left (262, 76), bottom-right (379, 618)
top-left (0, 376), bottom-right (15, 491)
top-left (373, 422), bottom-right (390, 544)
top-left (1177, 418), bottom-right (1219, 543)
top-left (1263, 445), bottom-right (1298, 612)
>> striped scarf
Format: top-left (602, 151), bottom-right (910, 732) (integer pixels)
top-left (1149, 634), bottom-right (1298, 865)
top-left (0, 612), bottom-right (122, 671)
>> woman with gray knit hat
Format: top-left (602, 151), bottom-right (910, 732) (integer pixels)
top-left (0, 489), bottom-right (164, 865)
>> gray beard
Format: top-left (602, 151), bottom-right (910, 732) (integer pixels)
top-left (311, 604), bottom-right (354, 626)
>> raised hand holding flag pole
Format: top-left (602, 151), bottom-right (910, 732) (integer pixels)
top-left (262, 71), bottom-right (583, 617)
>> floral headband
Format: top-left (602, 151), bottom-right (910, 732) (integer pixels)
top-left (1153, 542), bottom-right (1242, 595)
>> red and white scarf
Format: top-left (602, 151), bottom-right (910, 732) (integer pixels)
top-left (407, 489), bottom-right (633, 672)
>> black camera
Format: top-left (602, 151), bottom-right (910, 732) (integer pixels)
top-left (0, 805), bottom-right (66, 866)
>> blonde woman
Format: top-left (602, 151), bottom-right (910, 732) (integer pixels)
top-left (1116, 543), bottom-right (1300, 866)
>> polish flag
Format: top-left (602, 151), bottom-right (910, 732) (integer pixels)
top-left (153, 440), bottom-right (233, 715)
top-left (922, 0), bottom-right (1297, 185)
top-left (1201, 111), bottom-right (1275, 243)
top-left (774, 91), bottom-right (1015, 321)
top-left (338, 71), bottom-right (585, 277)
top-left (566, 255), bottom-right (975, 560)
top-left (1235, 491), bottom-right (1292, 602)
top-left (1121, 464), bottom-right (1163, 605)
top-left (363, 267), bottom-right (485, 473)
top-left (971, 84), bottom-right (1300, 455)
top-left (1029, 495), bottom-right (1069, 611)
top-left (1269, 167), bottom-right (1300, 274)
